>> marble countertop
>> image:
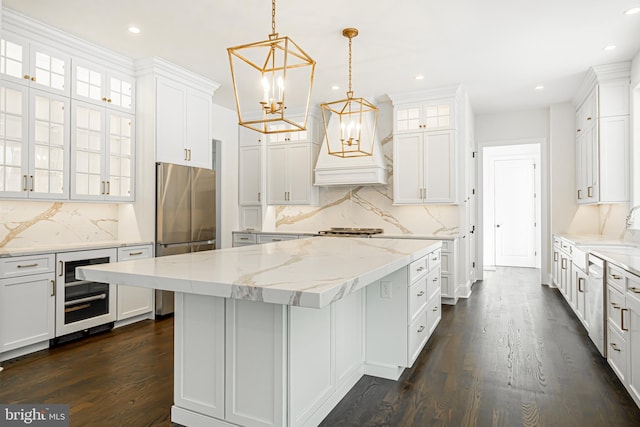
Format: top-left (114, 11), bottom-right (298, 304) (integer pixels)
top-left (555, 233), bottom-right (640, 276)
top-left (375, 233), bottom-right (458, 240)
top-left (0, 241), bottom-right (154, 258)
top-left (78, 237), bottom-right (442, 309)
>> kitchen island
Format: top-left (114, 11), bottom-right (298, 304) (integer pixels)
top-left (78, 237), bottom-right (442, 427)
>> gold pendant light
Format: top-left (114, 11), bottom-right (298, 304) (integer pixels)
top-left (227, 0), bottom-right (316, 134)
top-left (321, 28), bottom-right (378, 157)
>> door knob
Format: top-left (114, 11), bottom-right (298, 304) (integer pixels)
top-left (496, 224), bottom-right (501, 228)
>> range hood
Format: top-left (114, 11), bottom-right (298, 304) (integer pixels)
top-left (314, 110), bottom-right (387, 186)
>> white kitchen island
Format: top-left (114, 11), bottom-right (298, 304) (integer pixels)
top-left (78, 237), bottom-right (442, 427)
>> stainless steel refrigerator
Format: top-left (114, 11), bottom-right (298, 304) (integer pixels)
top-left (155, 162), bottom-right (216, 315)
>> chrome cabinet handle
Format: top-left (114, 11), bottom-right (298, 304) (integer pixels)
top-left (17, 263), bottom-right (38, 269)
top-left (630, 287), bottom-right (640, 294)
top-left (416, 266), bottom-right (424, 272)
top-left (417, 325), bottom-right (425, 333)
top-left (611, 343), bottom-right (621, 352)
top-left (417, 291), bottom-right (425, 297)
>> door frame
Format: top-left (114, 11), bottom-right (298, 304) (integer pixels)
top-left (476, 138), bottom-right (549, 282)
top-left (484, 147), bottom-right (541, 268)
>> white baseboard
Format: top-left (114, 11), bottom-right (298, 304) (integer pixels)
top-left (364, 362), bottom-right (404, 380)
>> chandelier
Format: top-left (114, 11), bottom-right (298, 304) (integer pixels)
top-left (321, 28), bottom-right (378, 157)
top-left (227, 0), bottom-right (316, 134)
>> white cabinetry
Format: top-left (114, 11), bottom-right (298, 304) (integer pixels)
top-left (365, 247), bottom-right (441, 379)
top-left (0, 80), bottom-right (70, 199)
top-left (238, 133), bottom-right (262, 205)
top-left (266, 142), bottom-right (319, 205)
top-left (155, 76), bottom-right (213, 169)
top-left (71, 59), bottom-right (135, 113)
top-left (574, 64), bottom-right (630, 204)
top-left (0, 32), bottom-right (70, 96)
top-left (391, 91), bottom-right (459, 205)
top-left (439, 239), bottom-right (457, 301)
top-left (70, 100), bottom-right (134, 201)
top-left (393, 130), bottom-right (456, 204)
top-left (116, 245), bottom-right (153, 322)
top-left (0, 254), bottom-right (55, 361)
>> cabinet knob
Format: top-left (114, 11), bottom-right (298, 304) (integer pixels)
top-left (23, 74), bottom-right (30, 79)
top-left (417, 291), bottom-right (425, 297)
top-left (102, 97), bottom-right (107, 102)
top-left (586, 117), bottom-right (592, 121)
top-left (107, 98), bottom-right (112, 103)
top-left (611, 343), bottom-right (621, 352)
top-left (577, 129), bottom-right (581, 133)
top-left (31, 76), bottom-right (36, 82)
top-left (417, 325), bottom-right (425, 333)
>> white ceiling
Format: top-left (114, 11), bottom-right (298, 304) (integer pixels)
top-left (5, 0), bottom-right (640, 114)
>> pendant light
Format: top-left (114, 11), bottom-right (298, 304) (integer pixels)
top-left (321, 28), bottom-right (378, 157)
top-left (227, 0), bottom-right (316, 134)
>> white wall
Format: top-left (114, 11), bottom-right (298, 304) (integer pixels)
top-left (475, 109), bottom-right (550, 143)
top-left (212, 104), bottom-right (240, 249)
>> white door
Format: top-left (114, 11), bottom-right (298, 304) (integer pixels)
top-left (494, 158), bottom-right (536, 267)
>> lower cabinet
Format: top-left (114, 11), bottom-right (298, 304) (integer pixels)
top-left (628, 295), bottom-right (640, 406)
top-left (0, 254), bottom-right (56, 360)
top-left (365, 247), bottom-right (442, 379)
top-left (116, 245), bottom-right (154, 321)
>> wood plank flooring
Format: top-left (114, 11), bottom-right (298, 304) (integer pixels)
top-left (1, 267), bottom-right (639, 426)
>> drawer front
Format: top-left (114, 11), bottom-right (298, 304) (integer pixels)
top-left (428, 250), bottom-right (441, 270)
top-left (408, 308), bottom-right (429, 366)
top-left (441, 240), bottom-right (452, 252)
top-left (409, 256), bottom-right (428, 283)
top-left (257, 234), bottom-right (298, 244)
top-left (427, 269), bottom-right (440, 300)
top-left (408, 277), bottom-right (428, 322)
top-left (607, 264), bottom-right (626, 293)
top-left (0, 254), bottom-right (55, 278)
top-left (561, 240), bottom-right (573, 254)
top-left (626, 272), bottom-right (640, 304)
top-left (118, 245), bottom-right (153, 261)
top-left (440, 252), bottom-right (452, 274)
top-left (441, 275), bottom-right (452, 297)
top-left (233, 233), bottom-right (257, 245)
top-left (607, 324), bottom-right (628, 381)
top-left (608, 286), bottom-right (626, 331)
top-left (426, 291), bottom-right (441, 334)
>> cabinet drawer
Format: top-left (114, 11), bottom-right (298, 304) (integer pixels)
top-left (426, 291), bottom-right (441, 335)
top-left (607, 265), bottom-right (626, 293)
top-left (408, 308), bottom-right (429, 365)
top-left (409, 256), bottom-right (428, 283)
top-left (441, 240), bottom-right (452, 252)
top-left (0, 254), bottom-right (55, 279)
top-left (257, 234), bottom-right (298, 244)
top-left (607, 323), bottom-right (628, 381)
top-left (626, 272), bottom-right (640, 304)
top-left (117, 245), bottom-right (152, 261)
top-left (233, 233), bottom-right (257, 245)
top-left (608, 285), bottom-right (626, 331)
top-left (408, 277), bottom-right (428, 322)
top-left (427, 250), bottom-right (441, 270)
top-left (561, 240), bottom-right (573, 254)
top-left (426, 269), bottom-right (440, 300)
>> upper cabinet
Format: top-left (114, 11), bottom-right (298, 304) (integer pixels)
top-left (0, 32), bottom-right (70, 97)
top-left (0, 80), bottom-right (70, 200)
top-left (71, 59), bottom-right (135, 113)
top-left (267, 114), bottom-right (321, 144)
top-left (390, 89), bottom-right (462, 205)
top-left (0, 10), bottom-right (137, 202)
top-left (394, 99), bottom-right (455, 134)
top-left (266, 141), bottom-right (319, 205)
top-left (137, 58), bottom-right (219, 170)
top-left (574, 63), bottom-right (630, 205)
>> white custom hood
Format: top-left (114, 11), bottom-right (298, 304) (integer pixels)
top-left (314, 111), bottom-right (387, 186)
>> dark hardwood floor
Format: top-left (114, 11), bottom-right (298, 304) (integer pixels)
top-left (1, 267), bottom-right (639, 426)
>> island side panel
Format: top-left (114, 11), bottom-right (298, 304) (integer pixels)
top-left (288, 289), bottom-right (365, 427)
top-left (225, 299), bottom-right (287, 427)
top-left (173, 293), bottom-right (225, 420)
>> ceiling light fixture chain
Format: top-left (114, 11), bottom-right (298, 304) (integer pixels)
top-left (270, 0), bottom-right (277, 38)
top-left (348, 32), bottom-right (353, 96)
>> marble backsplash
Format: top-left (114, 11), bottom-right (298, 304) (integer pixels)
top-left (0, 201), bottom-right (119, 249)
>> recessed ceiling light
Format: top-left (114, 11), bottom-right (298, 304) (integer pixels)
top-left (603, 45), bottom-right (617, 51)
top-left (415, 75), bottom-right (424, 80)
top-left (331, 85), bottom-right (340, 90)
top-left (535, 85), bottom-right (544, 91)
top-left (624, 7), bottom-right (640, 15)
top-left (128, 26), bottom-right (141, 34)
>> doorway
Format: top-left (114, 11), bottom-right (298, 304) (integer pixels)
top-left (483, 144), bottom-right (541, 269)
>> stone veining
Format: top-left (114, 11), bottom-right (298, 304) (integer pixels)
top-left (0, 202), bottom-right (64, 248)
